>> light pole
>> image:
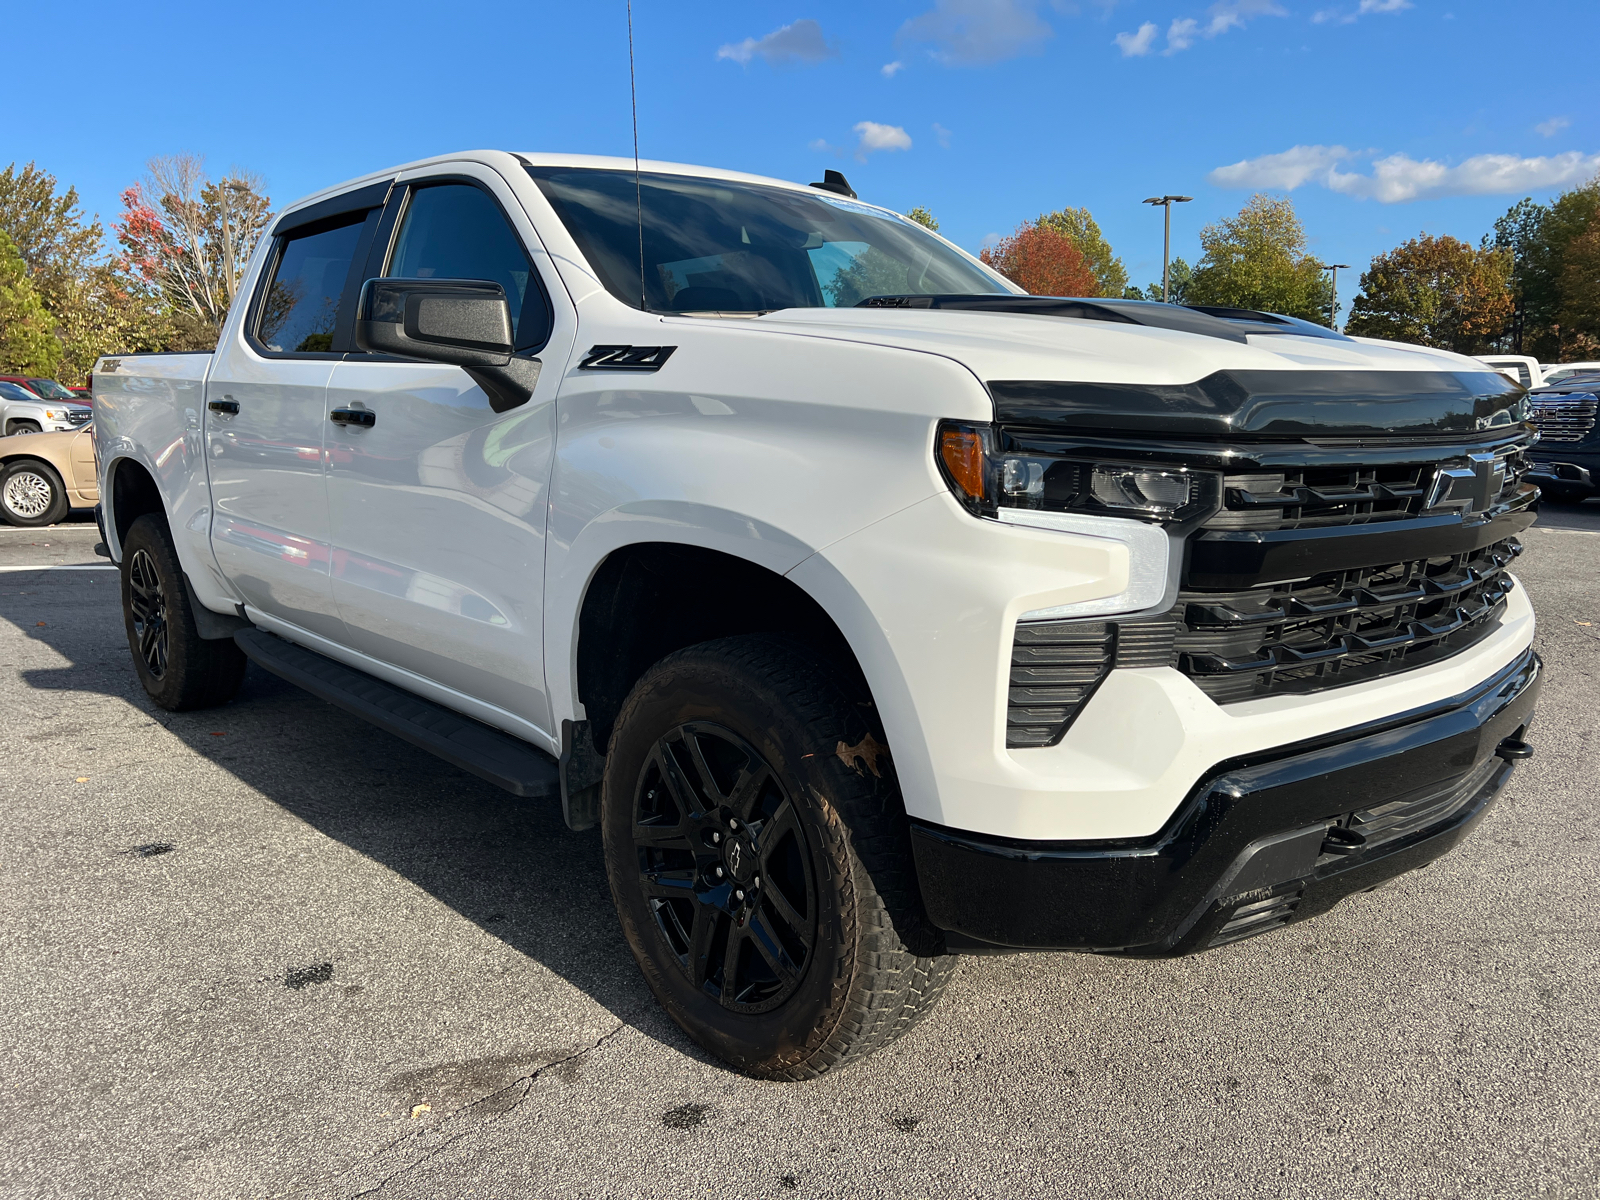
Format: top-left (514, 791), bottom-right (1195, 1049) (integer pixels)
top-left (1321, 262), bottom-right (1351, 330)
top-left (1143, 195), bottom-right (1192, 303)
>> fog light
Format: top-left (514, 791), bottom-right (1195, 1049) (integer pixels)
top-left (1090, 466), bottom-right (1191, 513)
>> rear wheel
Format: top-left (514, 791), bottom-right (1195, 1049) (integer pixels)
top-left (120, 514), bottom-right (247, 711)
top-left (0, 459), bottom-right (67, 526)
top-left (602, 635), bottom-right (953, 1080)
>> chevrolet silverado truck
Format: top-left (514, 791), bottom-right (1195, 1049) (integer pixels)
top-left (93, 151), bottom-right (1542, 1080)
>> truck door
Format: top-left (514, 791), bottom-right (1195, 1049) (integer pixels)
top-left (323, 168), bottom-right (571, 739)
top-left (207, 187), bottom-right (389, 640)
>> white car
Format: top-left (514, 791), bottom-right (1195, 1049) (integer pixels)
top-left (0, 380), bottom-right (91, 436)
top-left (1473, 354), bottom-right (1543, 388)
top-left (1539, 362), bottom-right (1600, 386)
top-left (92, 151), bottom-right (1542, 1079)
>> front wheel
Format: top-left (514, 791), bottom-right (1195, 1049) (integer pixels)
top-left (602, 635), bottom-right (953, 1080)
top-left (1, 459), bottom-right (68, 526)
top-left (120, 514), bottom-right (247, 711)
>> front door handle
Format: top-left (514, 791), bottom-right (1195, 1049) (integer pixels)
top-left (207, 398), bottom-right (239, 415)
top-left (329, 407), bottom-right (376, 428)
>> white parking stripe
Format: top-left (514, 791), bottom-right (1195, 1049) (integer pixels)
top-left (0, 564), bottom-right (118, 572)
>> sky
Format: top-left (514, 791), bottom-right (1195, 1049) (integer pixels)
top-left (6, 0), bottom-right (1597, 314)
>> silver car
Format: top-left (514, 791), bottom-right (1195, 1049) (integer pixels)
top-left (0, 380), bottom-right (91, 435)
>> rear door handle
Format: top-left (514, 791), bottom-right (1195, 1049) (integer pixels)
top-left (207, 398), bottom-right (239, 415)
top-left (329, 407), bottom-right (376, 427)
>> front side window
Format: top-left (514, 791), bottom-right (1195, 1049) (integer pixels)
top-left (388, 183), bottom-right (546, 348)
top-left (527, 167), bottom-right (1011, 313)
top-left (256, 215), bottom-right (366, 353)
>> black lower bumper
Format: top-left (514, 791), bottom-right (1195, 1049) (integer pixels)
top-left (913, 648), bottom-right (1541, 956)
top-left (1528, 449), bottom-right (1599, 492)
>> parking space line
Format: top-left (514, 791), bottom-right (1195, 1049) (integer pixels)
top-left (0, 564), bottom-right (119, 572)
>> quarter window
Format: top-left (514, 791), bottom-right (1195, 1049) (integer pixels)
top-left (387, 183), bottom-right (548, 348)
top-left (256, 215), bottom-right (366, 353)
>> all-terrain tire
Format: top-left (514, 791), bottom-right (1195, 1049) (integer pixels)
top-left (120, 514), bottom-right (247, 711)
top-left (601, 634), bottom-right (954, 1080)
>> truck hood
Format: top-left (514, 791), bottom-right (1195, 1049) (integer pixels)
top-left (744, 307), bottom-right (1527, 439)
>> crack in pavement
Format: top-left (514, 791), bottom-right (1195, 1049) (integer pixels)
top-left (290, 1021), bottom-right (630, 1200)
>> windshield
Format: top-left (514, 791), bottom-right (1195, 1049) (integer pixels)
top-left (0, 382), bottom-right (38, 402)
top-left (26, 378), bottom-right (75, 399)
top-left (526, 167), bottom-right (1011, 313)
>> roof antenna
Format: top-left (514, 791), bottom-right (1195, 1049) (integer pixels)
top-left (627, 0), bottom-right (646, 311)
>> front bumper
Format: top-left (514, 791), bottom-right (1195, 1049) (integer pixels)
top-left (1527, 449), bottom-right (1599, 491)
top-left (912, 647), bottom-right (1540, 955)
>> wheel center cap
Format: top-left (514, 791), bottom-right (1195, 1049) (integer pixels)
top-left (723, 836), bottom-right (755, 882)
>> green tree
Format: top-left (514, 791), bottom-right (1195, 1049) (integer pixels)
top-left (0, 230), bottom-right (63, 376)
top-left (1556, 220), bottom-right (1600, 359)
top-left (1485, 196), bottom-right (1548, 352)
top-left (1519, 177), bottom-right (1600, 359)
top-left (1138, 257), bottom-right (1193, 304)
top-left (904, 205), bottom-right (939, 231)
top-left (1038, 207), bottom-right (1128, 297)
top-left (1344, 234), bottom-right (1512, 353)
top-left (1184, 194), bottom-right (1331, 322)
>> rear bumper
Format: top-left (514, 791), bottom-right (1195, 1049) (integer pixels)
top-left (912, 647), bottom-right (1540, 955)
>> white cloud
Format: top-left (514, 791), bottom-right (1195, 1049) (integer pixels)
top-left (1209, 144), bottom-right (1355, 189)
top-left (933, 122), bottom-right (953, 148)
top-left (1165, 17), bottom-right (1199, 51)
top-left (1113, 21), bottom-right (1157, 54)
top-left (897, 0), bottom-right (1053, 66)
top-left (1209, 144), bottom-right (1600, 203)
top-left (808, 138), bottom-right (835, 153)
top-left (1358, 0), bottom-right (1411, 12)
top-left (854, 122), bottom-right (913, 161)
top-left (1312, 0), bottom-right (1407, 23)
top-left (881, 60), bottom-right (906, 77)
top-left (717, 19), bottom-right (838, 66)
top-left (1536, 116), bottom-right (1571, 138)
top-left (1129, 0), bottom-right (1282, 56)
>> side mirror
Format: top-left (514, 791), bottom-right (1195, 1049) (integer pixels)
top-left (354, 278), bottom-right (540, 413)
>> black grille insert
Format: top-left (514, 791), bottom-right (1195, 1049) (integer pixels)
top-left (1007, 621), bottom-right (1115, 748)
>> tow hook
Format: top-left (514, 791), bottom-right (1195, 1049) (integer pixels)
top-left (1495, 737), bottom-right (1534, 762)
top-left (1320, 826), bottom-right (1368, 857)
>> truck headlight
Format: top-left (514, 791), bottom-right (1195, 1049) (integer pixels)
top-left (44, 409), bottom-right (67, 420)
top-left (938, 422), bottom-right (1221, 524)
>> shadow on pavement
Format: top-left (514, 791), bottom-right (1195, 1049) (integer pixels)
top-left (4, 575), bottom-right (692, 1059)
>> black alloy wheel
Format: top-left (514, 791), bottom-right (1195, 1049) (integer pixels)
top-left (602, 635), bottom-right (954, 1080)
top-left (633, 722), bottom-right (816, 1013)
top-left (119, 514), bottom-right (247, 711)
top-left (127, 547), bottom-right (170, 680)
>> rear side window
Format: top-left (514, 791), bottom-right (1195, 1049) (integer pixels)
top-left (256, 216), bottom-right (366, 353)
top-left (387, 183), bottom-right (550, 350)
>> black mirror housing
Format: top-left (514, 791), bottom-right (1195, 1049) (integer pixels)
top-left (354, 278), bottom-right (541, 413)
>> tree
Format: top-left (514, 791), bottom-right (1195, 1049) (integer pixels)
top-left (0, 162), bottom-right (102, 320)
top-left (0, 230), bottom-right (62, 376)
top-left (1184, 194), bottom-right (1331, 322)
top-left (1343, 234), bottom-right (1512, 353)
top-left (1037, 207), bottom-right (1128, 297)
top-left (1138, 257), bottom-right (1193, 304)
top-left (979, 223), bottom-right (1096, 296)
top-left (1517, 177), bottom-right (1600, 359)
top-left (116, 154), bottom-right (272, 350)
top-left (904, 205), bottom-right (939, 231)
top-left (1556, 220), bottom-right (1600, 359)
top-left (1485, 197), bottom-right (1548, 352)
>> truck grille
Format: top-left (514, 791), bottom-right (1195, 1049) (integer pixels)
top-left (1205, 448), bottom-right (1526, 531)
top-left (1528, 396), bottom-right (1597, 443)
top-left (1171, 539), bottom-right (1519, 704)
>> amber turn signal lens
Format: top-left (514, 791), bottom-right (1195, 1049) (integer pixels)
top-left (939, 428), bottom-right (986, 502)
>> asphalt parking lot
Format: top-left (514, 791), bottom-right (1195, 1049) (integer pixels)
top-left (2, 508), bottom-right (1597, 1200)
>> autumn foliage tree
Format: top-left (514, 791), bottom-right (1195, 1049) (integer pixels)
top-left (980, 223), bottom-right (1096, 296)
top-left (1345, 234), bottom-right (1513, 353)
top-left (1185, 194), bottom-right (1332, 322)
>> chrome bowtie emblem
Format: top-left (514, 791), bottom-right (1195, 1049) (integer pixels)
top-left (726, 841), bottom-right (741, 876)
top-left (1425, 452), bottom-right (1505, 516)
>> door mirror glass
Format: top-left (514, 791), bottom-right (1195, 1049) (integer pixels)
top-left (354, 278), bottom-right (513, 366)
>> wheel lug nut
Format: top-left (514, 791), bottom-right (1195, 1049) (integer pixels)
top-left (714, 867), bottom-right (724, 879)
top-left (728, 818), bottom-right (739, 831)
top-left (711, 831), bottom-right (721, 844)
top-left (752, 876), bottom-right (760, 888)
top-left (735, 889), bottom-right (745, 902)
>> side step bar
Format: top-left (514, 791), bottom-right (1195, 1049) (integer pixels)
top-left (234, 628), bottom-right (560, 799)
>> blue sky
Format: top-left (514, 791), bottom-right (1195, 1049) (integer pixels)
top-left (8, 0), bottom-right (1596, 308)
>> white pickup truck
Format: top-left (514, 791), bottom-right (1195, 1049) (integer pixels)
top-left (93, 151), bottom-right (1542, 1080)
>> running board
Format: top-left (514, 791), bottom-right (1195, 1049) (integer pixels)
top-left (234, 628), bottom-right (560, 799)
